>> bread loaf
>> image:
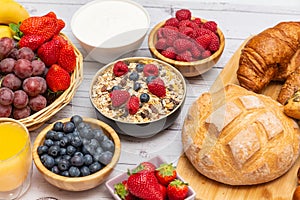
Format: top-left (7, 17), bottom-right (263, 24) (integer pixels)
top-left (237, 22), bottom-right (300, 93)
top-left (182, 84), bottom-right (300, 185)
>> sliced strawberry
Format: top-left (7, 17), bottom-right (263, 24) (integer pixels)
top-left (110, 90), bottom-right (130, 107)
top-left (113, 61), bottom-right (129, 77)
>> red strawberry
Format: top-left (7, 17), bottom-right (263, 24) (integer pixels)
top-left (45, 64), bottom-right (70, 92)
top-left (131, 162), bottom-right (156, 174)
top-left (203, 21), bottom-right (218, 32)
top-left (126, 96), bottom-right (139, 115)
top-left (159, 183), bottom-right (167, 200)
top-left (195, 34), bottom-right (212, 50)
top-left (113, 61), bottom-right (129, 77)
top-left (161, 47), bottom-right (176, 59)
top-left (43, 11), bottom-right (57, 19)
top-left (143, 64), bottom-right (159, 77)
top-left (114, 180), bottom-right (138, 200)
top-left (175, 9), bottom-right (192, 21)
top-left (127, 172), bottom-right (164, 200)
top-left (176, 50), bottom-right (193, 62)
top-left (208, 33), bottom-right (220, 52)
top-left (52, 34), bottom-right (68, 48)
top-left (173, 39), bottom-right (193, 53)
top-left (110, 90), bottom-right (130, 107)
top-left (155, 38), bottom-right (167, 51)
top-left (20, 16), bottom-right (58, 41)
top-left (37, 38), bottom-right (61, 66)
top-left (155, 163), bottom-right (177, 186)
top-left (167, 179), bottom-right (189, 200)
top-left (53, 19), bottom-right (65, 35)
top-left (164, 17), bottom-right (179, 27)
top-left (148, 77), bottom-right (166, 98)
top-left (18, 34), bottom-right (46, 51)
top-left (58, 44), bottom-right (76, 73)
top-left (201, 50), bottom-right (212, 59)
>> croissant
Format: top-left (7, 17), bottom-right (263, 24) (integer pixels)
top-left (237, 22), bottom-right (300, 95)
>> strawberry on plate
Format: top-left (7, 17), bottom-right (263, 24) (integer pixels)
top-left (167, 179), bottom-right (189, 200)
top-left (114, 180), bottom-right (138, 200)
top-left (45, 64), bottom-right (71, 92)
top-left (155, 163), bottom-right (177, 186)
top-left (131, 161), bottom-right (156, 174)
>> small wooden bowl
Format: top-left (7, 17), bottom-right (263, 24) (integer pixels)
top-left (32, 117), bottom-right (121, 191)
top-left (148, 19), bottom-right (225, 77)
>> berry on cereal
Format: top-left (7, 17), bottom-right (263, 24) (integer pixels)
top-left (113, 61), bottom-right (129, 77)
top-left (110, 90), bottom-right (130, 107)
top-left (143, 64), bottom-right (159, 77)
top-left (147, 77), bottom-right (166, 98)
top-left (126, 96), bottom-right (140, 115)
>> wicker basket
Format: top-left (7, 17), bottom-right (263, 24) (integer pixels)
top-left (19, 33), bottom-right (84, 131)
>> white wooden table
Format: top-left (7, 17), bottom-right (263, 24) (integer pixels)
top-left (18, 0), bottom-right (300, 199)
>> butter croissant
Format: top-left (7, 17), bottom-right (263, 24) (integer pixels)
top-left (237, 22), bottom-right (300, 93)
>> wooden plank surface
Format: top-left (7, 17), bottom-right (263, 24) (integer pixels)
top-left (176, 37), bottom-right (300, 200)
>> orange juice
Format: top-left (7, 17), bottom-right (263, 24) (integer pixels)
top-left (0, 121), bottom-right (32, 192)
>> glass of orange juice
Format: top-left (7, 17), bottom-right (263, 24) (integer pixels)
top-left (0, 118), bottom-right (32, 200)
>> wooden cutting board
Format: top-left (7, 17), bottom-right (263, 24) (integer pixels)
top-left (177, 38), bottom-right (300, 200)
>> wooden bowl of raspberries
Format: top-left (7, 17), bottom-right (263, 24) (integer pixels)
top-left (32, 115), bottom-right (121, 191)
top-left (148, 9), bottom-right (225, 77)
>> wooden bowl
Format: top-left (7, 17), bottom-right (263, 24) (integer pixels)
top-left (32, 117), bottom-right (121, 191)
top-left (148, 19), bottom-right (225, 77)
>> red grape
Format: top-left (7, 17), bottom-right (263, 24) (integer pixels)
top-left (17, 47), bottom-right (35, 61)
top-left (1, 73), bottom-right (22, 90)
top-left (22, 76), bottom-right (47, 96)
top-left (13, 106), bottom-right (31, 119)
top-left (0, 104), bottom-right (12, 117)
top-left (14, 59), bottom-right (33, 79)
top-left (7, 48), bottom-right (19, 60)
top-left (0, 37), bottom-right (14, 60)
top-left (0, 87), bottom-right (14, 105)
top-left (29, 95), bottom-right (47, 112)
top-left (32, 59), bottom-right (46, 76)
top-left (13, 90), bottom-right (29, 109)
top-left (0, 58), bottom-right (16, 73)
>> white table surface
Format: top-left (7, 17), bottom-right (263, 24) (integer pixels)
top-left (16, 0), bottom-right (300, 199)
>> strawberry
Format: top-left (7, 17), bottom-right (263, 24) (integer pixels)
top-left (43, 11), bottom-right (57, 19)
top-left (159, 183), bottom-right (167, 200)
top-left (58, 44), bottom-right (76, 73)
top-left (208, 33), bottom-right (220, 52)
top-left (176, 50), bottom-right (193, 62)
top-left (131, 162), bottom-right (156, 174)
top-left (195, 34), bottom-right (212, 50)
top-left (127, 172), bottom-right (164, 200)
top-left (126, 96), bottom-right (139, 115)
top-left (161, 47), bottom-right (176, 59)
top-left (147, 77), bottom-right (166, 98)
top-left (114, 180), bottom-right (137, 200)
top-left (143, 64), bottom-right (159, 77)
top-left (37, 38), bottom-right (61, 66)
top-left (203, 21), bottom-right (218, 32)
top-left (201, 50), bottom-right (212, 59)
top-left (53, 19), bottom-right (65, 35)
top-left (113, 61), bottom-right (129, 77)
top-left (175, 9), bottom-right (192, 21)
top-left (164, 17), bottom-right (179, 27)
top-left (18, 34), bottom-right (46, 51)
top-left (110, 90), bottom-right (130, 107)
top-left (167, 179), bottom-right (189, 200)
top-left (155, 163), bottom-right (177, 186)
top-left (155, 38), bottom-right (167, 51)
top-left (45, 64), bottom-right (70, 92)
top-left (173, 39), bottom-right (193, 53)
top-left (52, 34), bottom-right (68, 48)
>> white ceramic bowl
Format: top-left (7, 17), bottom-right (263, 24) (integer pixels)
top-left (71, 0), bottom-right (150, 64)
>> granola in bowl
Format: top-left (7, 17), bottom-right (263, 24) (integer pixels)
top-left (89, 57), bottom-right (186, 138)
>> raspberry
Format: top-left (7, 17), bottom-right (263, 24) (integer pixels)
top-left (166, 34), bottom-right (178, 46)
top-left (161, 47), bottom-right (176, 59)
top-left (190, 45), bottom-right (202, 59)
top-left (209, 33), bottom-right (220, 52)
top-left (176, 50), bottom-right (193, 62)
top-left (143, 64), bottom-right (159, 77)
top-left (113, 61), bottom-right (128, 77)
top-left (147, 78), bottom-right (166, 98)
top-left (126, 96), bottom-right (140, 115)
top-left (195, 34), bottom-right (212, 50)
top-left (161, 27), bottom-right (178, 38)
top-left (203, 21), bottom-right (218, 32)
top-left (179, 26), bottom-right (193, 37)
top-left (175, 9), bottom-right (192, 21)
top-left (192, 17), bottom-right (202, 26)
top-left (201, 50), bottom-right (212, 59)
top-left (110, 90), bottom-right (130, 107)
top-left (164, 17), bottom-right (179, 27)
top-left (155, 38), bottom-right (167, 51)
top-left (195, 27), bottom-right (213, 37)
top-left (178, 19), bottom-right (193, 27)
top-left (163, 25), bottom-right (179, 32)
top-left (173, 38), bottom-right (193, 53)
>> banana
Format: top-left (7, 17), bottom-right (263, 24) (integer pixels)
top-left (0, 25), bottom-right (13, 38)
top-left (0, 0), bottom-right (30, 25)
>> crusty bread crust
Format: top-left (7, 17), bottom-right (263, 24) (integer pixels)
top-left (182, 84), bottom-right (300, 185)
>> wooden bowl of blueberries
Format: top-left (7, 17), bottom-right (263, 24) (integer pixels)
top-left (32, 115), bottom-right (121, 191)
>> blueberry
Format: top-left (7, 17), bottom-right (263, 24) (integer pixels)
top-left (59, 147), bottom-right (67, 156)
top-left (80, 166), bottom-right (91, 176)
top-left (81, 146), bottom-right (90, 155)
top-left (37, 145), bottom-right (48, 155)
top-left (51, 166), bottom-right (60, 174)
top-left (45, 130), bottom-right (56, 140)
top-left (62, 154), bottom-right (71, 161)
top-left (146, 75), bottom-right (156, 84)
top-left (61, 171), bottom-right (70, 177)
top-left (111, 85), bottom-right (122, 91)
top-left (98, 151), bottom-right (113, 165)
top-left (101, 139), bottom-right (115, 152)
top-left (71, 136), bottom-right (82, 147)
top-left (83, 154), bottom-right (93, 165)
top-left (79, 126), bottom-right (93, 140)
top-left (60, 136), bottom-right (69, 147)
top-left (70, 115), bottom-right (83, 127)
top-left (93, 129), bottom-right (105, 142)
top-left (136, 63), bottom-right (144, 72)
top-left (48, 145), bottom-right (61, 157)
top-left (76, 122), bottom-right (87, 132)
top-left (133, 82), bottom-right (141, 91)
top-left (53, 121), bottom-right (64, 131)
top-left (69, 166), bottom-right (80, 177)
top-left (53, 131), bottom-right (64, 141)
top-left (140, 93), bottom-right (150, 103)
top-left (43, 139), bottom-right (54, 147)
top-left (58, 158), bottom-right (70, 171)
top-left (54, 156), bottom-right (62, 165)
top-left (89, 162), bottom-right (102, 173)
top-left (41, 155), bottom-right (55, 169)
top-left (74, 151), bottom-right (84, 157)
top-left (66, 145), bottom-right (77, 156)
top-left (71, 155), bottom-right (84, 167)
top-left (73, 129), bottom-right (80, 137)
top-left (129, 71), bottom-right (139, 81)
top-left (63, 121), bottom-right (75, 133)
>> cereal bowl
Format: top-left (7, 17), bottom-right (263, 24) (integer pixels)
top-left (148, 17), bottom-right (225, 77)
top-left (71, 0), bottom-right (150, 64)
top-left (89, 57), bottom-right (186, 138)
top-left (32, 117), bottom-right (121, 191)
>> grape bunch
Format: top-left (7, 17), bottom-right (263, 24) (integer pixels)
top-left (0, 37), bottom-right (47, 119)
top-left (37, 115), bottom-right (115, 177)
